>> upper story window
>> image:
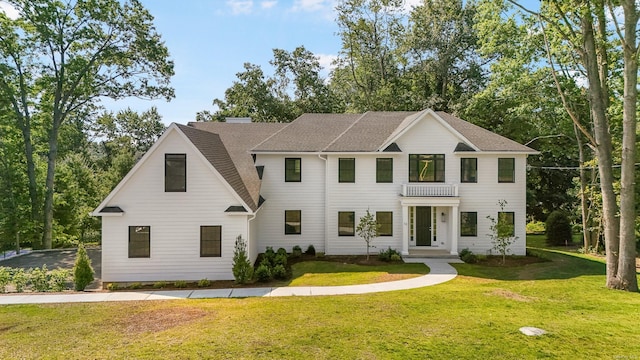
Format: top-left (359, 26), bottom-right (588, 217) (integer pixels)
top-left (461, 158), bottom-right (477, 183)
top-left (165, 154), bottom-right (186, 192)
top-left (285, 210), bottom-right (301, 235)
top-left (498, 158), bottom-right (515, 183)
top-left (129, 226), bottom-right (150, 258)
top-left (460, 212), bottom-right (477, 236)
top-left (376, 158), bottom-right (393, 183)
top-left (200, 226), bottom-right (222, 257)
top-left (285, 158), bottom-right (301, 182)
top-left (339, 158), bottom-right (355, 183)
top-left (409, 154), bottom-right (445, 182)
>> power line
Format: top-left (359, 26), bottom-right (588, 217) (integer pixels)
top-left (527, 163), bottom-right (640, 170)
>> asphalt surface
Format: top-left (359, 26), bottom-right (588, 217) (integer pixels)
top-left (0, 248), bottom-right (102, 290)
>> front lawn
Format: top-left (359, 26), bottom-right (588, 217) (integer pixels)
top-left (288, 261), bottom-right (429, 286)
top-left (1, 242), bottom-right (639, 359)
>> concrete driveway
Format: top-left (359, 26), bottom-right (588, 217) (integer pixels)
top-left (0, 248), bottom-right (102, 290)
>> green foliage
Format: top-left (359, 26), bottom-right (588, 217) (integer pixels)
top-left (274, 253), bottom-right (288, 267)
top-left (291, 245), bottom-right (302, 258)
top-left (30, 265), bottom-right (50, 292)
top-left (305, 244), bottom-right (316, 256)
top-left (255, 264), bottom-right (272, 282)
top-left (153, 281), bottom-right (167, 289)
top-left (459, 248), bottom-right (478, 264)
top-left (486, 200), bottom-right (518, 265)
top-left (232, 235), bottom-right (253, 285)
top-left (390, 254), bottom-right (401, 261)
top-left (49, 268), bottom-right (70, 292)
top-left (276, 247), bottom-right (287, 257)
top-left (73, 244), bottom-right (95, 291)
top-left (12, 268), bottom-right (28, 293)
top-left (263, 246), bottom-right (276, 266)
top-left (174, 281), bottom-right (187, 288)
top-left (0, 267), bottom-right (10, 292)
top-left (546, 211), bottom-right (573, 246)
top-left (198, 279), bottom-right (211, 288)
top-left (315, 252), bottom-right (325, 258)
top-left (526, 221), bottom-right (545, 234)
top-left (272, 264), bottom-right (288, 280)
top-left (106, 283), bottom-right (120, 291)
top-left (378, 247), bottom-right (401, 262)
top-left (128, 282), bottom-right (142, 290)
top-left (356, 209), bottom-right (379, 261)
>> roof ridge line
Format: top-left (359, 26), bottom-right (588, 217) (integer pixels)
top-left (321, 111), bottom-right (369, 152)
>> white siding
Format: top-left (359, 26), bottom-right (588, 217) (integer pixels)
top-left (325, 154), bottom-right (404, 255)
top-left (101, 129), bottom-right (248, 282)
top-left (255, 154), bottom-right (326, 253)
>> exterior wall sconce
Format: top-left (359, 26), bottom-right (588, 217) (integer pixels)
top-left (441, 212), bottom-right (446, 222)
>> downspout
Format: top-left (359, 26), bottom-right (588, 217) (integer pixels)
top-left (318, 153), bottom-right (328, 254)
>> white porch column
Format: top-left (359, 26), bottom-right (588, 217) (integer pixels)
top-left (401, 204), bottom-right (409, 255)
top-left (450, 205), bottom-right (459, 255)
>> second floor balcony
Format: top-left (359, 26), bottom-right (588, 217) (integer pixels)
top-left (401, 183), bottom-right (459, 197)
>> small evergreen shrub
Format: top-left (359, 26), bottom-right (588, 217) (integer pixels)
top-left (0, 267), bottom-right (10, 293)
top-left (198, 278), bottom-right (211, 287)
top-left (272, 264), bottom-right (288, 280)
top-left (12, 268), bottom-right (28, 292)
top-left (274, 253), bottom-right (288, 267)
top-left (174, 280), bottom-right (188, 288)
top-left (305, 244), bottom-right (316, 256)
top-left (49, 269), bottom-right (70, 292)
top-left (255, 264), bottom-right (272, 282)
top-left (291, 245), bottom-right (302, 258)
top-left (378, 247), bottom-right (401, 262)
top-left (106, 283), bottom-right (120, 291)
top-left (30, 265), bottom-right (50, 292)
top-left (390, 254), bottom-right (402, 262)
top-left (315, 252), bottom-right (325, 258)
top-left (264, 247), bottom-right (276, 266)
top-left (546, 211), bottom-right (573, 246)
top-left (73, 244), bottom-right (95, 291)
top-left (232, 235), bottom-right (253, 284)
top-left (459, 248), bottom-right (478, 264)
top-left (129, 282), bottom-right (142, 289)
top-left (276, 247), bottom-right (287, 257)
top-left (153, 281), bottom-right (168, 289)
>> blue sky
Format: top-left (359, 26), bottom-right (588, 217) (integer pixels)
top-left (104, 0), bottom-right (348, 125)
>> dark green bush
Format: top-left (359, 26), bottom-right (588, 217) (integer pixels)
top-left (305, 244), bottom-right (316, 256)
top-left (291, 245), bottom-right (302, 258)
top-left (198, 279), bottom-right (211, 287)
top-left (153, 281), bottom-right (167, 289)
top-left (276, 247), bottom-right (287, 257)
top-left (264, 247), bottom-right (276, 266)
top-left (272, 264), bottom-right (288, 280)
top-left (174, 280), bottom-right (187, 288)
top-left (459, 248), bottom-right (478, 264)
top-left (73, 244), bottom-right (95, 291)
top-left (378, 247), bottom-right (401, 262)
top-left (546, 210), bottom-right (573, 246)
top-left (233, 235), bottom-right (253, 284)
top-left (255, 264), bottom-right (272, 282)
top-left (274, 253), bottom-right (288, 267)
top-left (128, 282), bottom-right (142, 289)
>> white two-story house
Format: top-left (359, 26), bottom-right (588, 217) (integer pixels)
top-left (93, 109), bottom-right (537, 282)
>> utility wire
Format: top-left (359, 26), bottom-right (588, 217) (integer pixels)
top-left (527, 163), bottom-right (640, 170)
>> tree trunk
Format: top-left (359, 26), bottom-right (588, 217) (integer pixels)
top-left (580, 11), bottom-right (620, 287)
top-left (42, 122), bottom-right (61, 250)
top-left (615, 0), bottom-right (639, 291)
top-left (573, 123), bottom-right (592, 250)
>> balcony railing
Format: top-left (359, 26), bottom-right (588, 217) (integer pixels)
top-left (401, 183), bottom-right (458, 197)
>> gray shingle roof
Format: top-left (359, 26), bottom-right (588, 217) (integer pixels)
top-left (185, 122), bottom-right (286, 211)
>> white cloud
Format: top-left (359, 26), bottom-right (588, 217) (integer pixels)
top-left (291, 0), bottom-right (329, 13)
top-left (0, 1), bottom-right (19, 20)
top-left (261, 1), bottom-right (277, 9)
top-left (316, 53), bottom-right (337, 72)
top-left (227, 0), bottom-right (253, 15)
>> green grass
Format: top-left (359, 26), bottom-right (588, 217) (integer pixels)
top-left (288, 261), bottom-right (429, 286)
top-left (1, 239), bottom-right (639, 359)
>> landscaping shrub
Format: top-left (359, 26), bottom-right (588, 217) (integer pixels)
top-left (274, 253), bottom-right (288, 267)
top-left (378, 247), bottom-right (401, 262)
top-left (459, 248), bottom-right (478, 264)
top-left (0, 267), bottom-right (10, 293)
top-left (315, 252), bottom-right (325, 258)
top-left (12, 268), bottom-right (28, 292)
top-left (49, 269), bottom-right (71, 292)
top-left (106, 283), bottom-right (119, 291)
top-left (153, 281), bottom-right (167, 289)
top-left (526, 221), bottom-right (545, 234)
top-left (276, 247), bottom-right (287, 257)
top-left (232, 235), bottom-right (253, 284)
top-left (291, 245), bottom-right (302, 258)
top-left (129, 282), bottom-right (142, 289)
top-left (30, 265), bottom-right (50, 292)
top-left (272, 264), bottom-right (288, 280)
top-left (305, 244), bottom-right (316, 256)
top-left (255, 264), bottom-right (272, 282)
top-left (264, 246), bottom-right (276, 266)
top-left (174, 280), bottom-right (187, 288)
top-left (546, 210), bottom-right (573, 246)
top-left (198, 278), bottom-right (211, 287)
top-left (390, 254), bottom-right (402, 262)
top-left (73, 244), bottom-right (95, 291)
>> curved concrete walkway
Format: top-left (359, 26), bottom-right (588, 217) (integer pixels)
top-left (0, 258), bottom-right (461, 305)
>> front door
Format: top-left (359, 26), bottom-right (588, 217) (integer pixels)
top-left (416, 206), bottom-right (431, 246)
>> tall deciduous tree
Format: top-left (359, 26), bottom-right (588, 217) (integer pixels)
top-left (0, 0), bottom-right (174, 249)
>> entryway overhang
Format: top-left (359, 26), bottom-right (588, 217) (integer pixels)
top-left (400, 197), bottom-right (461, 256)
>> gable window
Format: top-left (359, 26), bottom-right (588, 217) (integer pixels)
top-left (129, 226), bottom-right (150, 258)
top-left (285, 158), bottom-right (301, 182)
top-left (376, 211), bottom-right (393, 236)
top-left (409, 154), bottom-right (445, 182)
top-left (165, 154), bottom-right (186, 192)
top-left (338, 211), bottom-right (355, 236)
top-left (200, 226), bottom-right (222, 257)
top-left (498, 212), bottom-right (515, 236)
top-left (460, 212), bottom-right (477, 236)
top-left (285, 210), bottom-right (301, 235)
top-left (339, 158), bottom-right (355, 183)
top-left (461, 158), bottom-right (477, 183)
top-left (376, 158), bottom-right (393, 183)
top-left (498, 158), bottom-right (515, 183)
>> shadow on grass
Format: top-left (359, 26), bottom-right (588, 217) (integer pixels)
top-left (453, 248), bottom-right (606, 281)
